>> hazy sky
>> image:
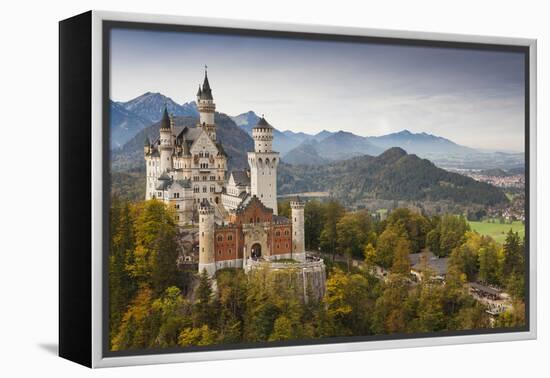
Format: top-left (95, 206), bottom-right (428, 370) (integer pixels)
top-left (110, 28), bottom-right (526, 152)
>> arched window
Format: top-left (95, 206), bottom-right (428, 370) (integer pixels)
top-left (227, 234), bottom-right (233, 241)
top-left (217, 235), bottom-right (223, 242)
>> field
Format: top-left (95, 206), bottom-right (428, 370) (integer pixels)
top-left (469, 220), bottom-right (525, 244)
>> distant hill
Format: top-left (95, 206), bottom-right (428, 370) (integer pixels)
top-left (111, 112), bottom-right (253, 173)
top-left (282, 128), bottom-right (523, 170)
top-left (278, 147), bottom-right (508, 207)
top-left (284, 131), bottom-right (383, 165)
top-left (282, 140), bottom-right (330, 166)
top-left (365, 129), bottom-right (476, 156)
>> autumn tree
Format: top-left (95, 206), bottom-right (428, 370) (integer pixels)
top-left (478, 242), bottom-right (502, 285)
top-left (111, 286), bottom-right (154, 351)
top-left (386, 208), bottom-right (430, 253)
top-left (391, 237), bottom-right (411, 275)
top-left (128, 199), bottom-right (180, 295)
top-left (336, 210), bottom-right (375, 268)
top-left (363, 243), bottom-right (377, 271)
top-left (178, 325), bottom-right (218, 347)
top-left (376, 224), bottom-right (406, 269)
top-left (427, 214), bottom-right (470, 257)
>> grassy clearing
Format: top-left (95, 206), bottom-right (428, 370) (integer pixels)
top-left (469, 220), bottom-right (525, 244)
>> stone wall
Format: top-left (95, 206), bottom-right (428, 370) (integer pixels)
top-left (246, 258), bottom-right (326, 303)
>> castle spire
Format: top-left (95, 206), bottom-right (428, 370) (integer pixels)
top-left (160, 104), bottom-right (171, 130)
top-left (200, 66), bottom-right (213, 100)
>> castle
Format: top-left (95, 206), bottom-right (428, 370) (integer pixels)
top-left (144, 69), bottom-right (320, 283)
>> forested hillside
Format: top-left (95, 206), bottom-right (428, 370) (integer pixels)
top-left (278, 147), bottom-right (508, 207)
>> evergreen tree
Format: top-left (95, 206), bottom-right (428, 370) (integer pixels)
top-left (319, 199), bottom-right (345, 260)
top-left (304, 200), bottom-right (324, 251)
top-left (503, 230), bottom-right (524, 276)
top-left (109, 198), bottom-right (137, 341)
top-left (193, 269), bottom-right (213, 327)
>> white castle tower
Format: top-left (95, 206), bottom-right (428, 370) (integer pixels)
top-left (198, 201), bottom-right (216, 276)
top-left (291, 198), bottom-right (306, 262)
top-left (158, 106), bottom-right (173, 173)
top-left (196, 67), bottom-right (216, 141)
top-left (248, 117), bottom-right (280, 214)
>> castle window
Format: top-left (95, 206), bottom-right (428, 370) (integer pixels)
top-left (227, 234), bottom-right (233, 241)
top-left (275, 231), bottom-right (280, 237)
top-left (217, 235), bottom-right (223, 242)
top-left (202, 186), bottom-right (207, 193)
top-left (228, 249), bottom-right (232, 254)
top-left (157, 191), bottom-right (162, 197)
top-left (218, 250), bottom-right (222, 256)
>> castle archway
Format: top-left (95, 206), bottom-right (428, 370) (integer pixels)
top-left (251, 243), bottom-right (262, 259)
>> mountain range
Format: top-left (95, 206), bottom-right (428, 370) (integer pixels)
top-left (230, 111), bottom-right (522, 170)
top-left (110, 92), bottom-right (524, 171)
top-left (110, 92), bottom-right (198, 148)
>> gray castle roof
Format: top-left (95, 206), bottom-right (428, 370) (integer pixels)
top-left (198, 70), bottom-right (213, 100)
top-left (160, 106), bottom-right (171, 130)
top-left (155, 174), bottom-right (192, 190)
top-left (230, 170), bottom-right (250, 186)
top-left (253, 117), bottom-right (274, 130)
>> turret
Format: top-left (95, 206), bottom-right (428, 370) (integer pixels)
top-left (197, 66), bottom-right (216, 141)
top-left (198, 201), bottom-right (216, 276)
top-left (291, 198), bottom-right (306, 262)
top-left (252, 117), bottom-right (274, 153)
top-left (248, 116), bottom-right (279, 214)
top-left (159, 106), bottom-right (173, 173)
